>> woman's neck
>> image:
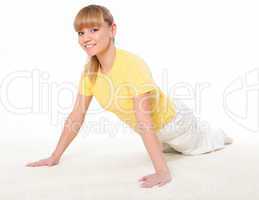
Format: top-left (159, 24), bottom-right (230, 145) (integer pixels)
top-left (96, 42), bottom-right (116, 73)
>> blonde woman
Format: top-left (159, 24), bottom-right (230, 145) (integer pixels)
top-left (26, 4), bottom-right (233, 188)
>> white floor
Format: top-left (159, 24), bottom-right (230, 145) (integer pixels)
top-left (1, 132), bottom-right (259, 200)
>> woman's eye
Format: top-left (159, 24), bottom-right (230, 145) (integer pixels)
top-left (78, 32), bottom-right (84, 36)
top-left (89, 28), bottom-right (98, 33)
top-left (78, 28), bottom-right (98, 36)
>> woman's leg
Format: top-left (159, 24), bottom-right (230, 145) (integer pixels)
top-left (158, 99), bottom-right (233, 156)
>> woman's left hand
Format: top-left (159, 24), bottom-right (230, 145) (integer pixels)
top-left (138, 171), bottom-right (172, 188)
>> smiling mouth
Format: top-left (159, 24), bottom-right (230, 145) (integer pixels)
top-left (84, 44), bottom-right (96, 49)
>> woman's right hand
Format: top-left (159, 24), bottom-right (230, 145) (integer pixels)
top-left (25, 156), bottom-right (60, 167)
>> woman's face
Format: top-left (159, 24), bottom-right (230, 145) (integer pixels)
top-left (78, 22), bottom-right (116, 56)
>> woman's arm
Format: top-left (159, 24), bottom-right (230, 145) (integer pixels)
top-left (51, 93), bottom-right (93, 160)
top-left (133, 91), bottom-right (172, 187)
top-left (26, 93), bottom-right (93, 167)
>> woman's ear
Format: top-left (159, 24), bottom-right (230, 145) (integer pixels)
top-left (111, 23), bottom-right (117, 38)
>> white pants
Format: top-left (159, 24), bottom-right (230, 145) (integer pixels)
top-left (157, 99), bottom-right (231, 155)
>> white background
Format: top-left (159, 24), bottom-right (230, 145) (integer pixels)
top-left (0, 0), bottom-right (259, 148)
top-left (1, 1), bottom-right (259, 199)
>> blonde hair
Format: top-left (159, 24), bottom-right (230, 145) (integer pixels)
top-left (73, 4), bottom-right (114, 84)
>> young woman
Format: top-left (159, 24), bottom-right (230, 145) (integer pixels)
top-left (26, 4), bottom-right (233, 188)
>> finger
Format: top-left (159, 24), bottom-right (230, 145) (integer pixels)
top-left (138, 176), bottom-right (148, 182)
top-left (138, 177), bottom-right (145, 182)
top-left (34, 162), bottom-right (47, 167)
top-left (26, 162), bottom-right (32, 166)
top-left (26, 162), bottom-right (38, 167)
top-left (141, 179), bottom-right (156, 188)
top-left (47, 162), bottom-right (55, 167)
top-left (26, 163), bottom-right (32, 167)
top-left (139, 176), bottom-right (150, 182)
top-left (28, 163), bottom-right (37, 167)
top-left (138, 173), bottom-right (154, 182)
top-left (30, 161), bottom-right (46, 167)
top-left (141, 175), bottom-right (156, 184)
top-left (141, 181), bottom-right (155, 188)
top-left (26, 160), bottom-right (42, 167)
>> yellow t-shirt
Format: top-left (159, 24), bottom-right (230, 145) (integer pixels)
top-left (79, 48), bottom-right (176, 134)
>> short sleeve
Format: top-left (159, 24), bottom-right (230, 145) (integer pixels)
top-left (79, 72), bottom-right (94, 96)
top-left (127, 57), bottom-right (159, 97)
